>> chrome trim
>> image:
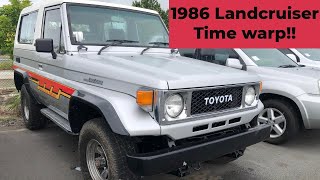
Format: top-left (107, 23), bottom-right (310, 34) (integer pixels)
top-left (169, 82), bottom-right (259, 92)
top-left (154, 82), bottom-right (261, 125)
top-left (165, 94), bottom-right (185, 118)
top-left (161, 105), bottom-right (257, 125)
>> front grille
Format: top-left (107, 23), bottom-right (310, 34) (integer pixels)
top-left (191, 86), bottom-right (243, 115)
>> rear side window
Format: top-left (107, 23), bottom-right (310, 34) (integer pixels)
top-left (18, 12), bottom-right (38, 44)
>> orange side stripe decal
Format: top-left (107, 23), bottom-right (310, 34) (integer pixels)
top-left (13, 65), bottom-right (75, 99)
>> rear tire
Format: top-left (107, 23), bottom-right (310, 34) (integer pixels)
top-left (259, 99), bottom-right (299, 145)
top-left (79, 118), bottom-right (139, 180)
top-left (20, 84), bottom-right (47, 130)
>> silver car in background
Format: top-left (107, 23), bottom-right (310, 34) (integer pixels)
top-left (279, 48), bottom-right (320, 68)
top-left (180, 48), bottom-right (320, 144)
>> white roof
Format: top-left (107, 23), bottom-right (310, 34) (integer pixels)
top-left (21, 0), bottom-right (159, 15)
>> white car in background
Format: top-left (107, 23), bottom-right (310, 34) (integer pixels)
top-left (180, 48), bottom-right (320, 145)
top-left (279, 48), bottom-right (320, 68)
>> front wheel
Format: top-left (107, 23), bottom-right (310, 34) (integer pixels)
top-left (79, 118), bottom-right (139, 180)
top-left (258, 99), bottom-right (299, 144)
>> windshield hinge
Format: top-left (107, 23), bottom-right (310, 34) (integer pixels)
top-left (77, 45), bottom-right (88, 52)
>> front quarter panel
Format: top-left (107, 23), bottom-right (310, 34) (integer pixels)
top-left (262, 80), bottom-right (306, 98)
top-left (74, 84), bottom-right (161, 136)
top-left (261, 80), bottom-right (310, 127)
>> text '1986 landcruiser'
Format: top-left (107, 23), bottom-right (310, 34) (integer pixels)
top-left (13, 0), bottom-right (270, 179)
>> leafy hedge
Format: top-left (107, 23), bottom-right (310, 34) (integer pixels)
top-left (0, 60), bottom-right (13, 70)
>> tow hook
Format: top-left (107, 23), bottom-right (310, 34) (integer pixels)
top-left (170, 162), bottom-right (190, 177)
top-left (192, 162), bottom-right (201, 171)
top-left (230, 149), bottom-right (245, 158)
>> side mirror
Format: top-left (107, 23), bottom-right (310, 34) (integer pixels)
top-left (35, 39), bottom-right (57, 59)
top-left (286, 54), bottom-right (298, 63)
top-left (226, 58), bottom-right (243, 70)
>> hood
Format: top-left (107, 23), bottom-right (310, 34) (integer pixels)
top-left (249, 66), bottom-right (320, 94)
top-left (300, 61), bottom-right (320, 69)
top-left (261, 66), bottom-right (320, 78)
top-left (69, 52), bottom-right (260, 91)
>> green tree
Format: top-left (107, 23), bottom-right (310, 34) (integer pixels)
top-left (0, 0), bottom-right (31, 57)
top-left (132, 0), bottom-right (169, 28)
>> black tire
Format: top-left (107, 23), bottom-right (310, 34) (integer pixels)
top-left (262, 99), bottom-right (299, 145)
top-left (21, 84), bottom-right (47, 130)
top-left (79, 118), bottom-right (139, 180)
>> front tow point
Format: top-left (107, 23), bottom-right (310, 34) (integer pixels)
top-left (170, 162), bottom-right (190, 177)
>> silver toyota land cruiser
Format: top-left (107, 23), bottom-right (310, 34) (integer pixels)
top-left (13, 0), bottom-right (270, 179)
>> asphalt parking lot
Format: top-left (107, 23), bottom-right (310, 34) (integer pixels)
top-left (1, 126), bottom-right (320, 180)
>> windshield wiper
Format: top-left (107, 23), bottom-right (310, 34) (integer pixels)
top-left (140, 42), bottom-right (169, 55)
top-left (278, 65), bottom-right (298, 68)
top-left (140, 47), bottom-right (151, 55)
top-left (98, 40), bottom-right (139, 55)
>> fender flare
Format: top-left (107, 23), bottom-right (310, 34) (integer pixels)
top-left (69, 90), bottom-right (129, 135)
top-left (14, 68), bottom-right (29, 90)
top-left (261, 83), bottom-right (308, 127)
top-left (14, 69), bottom-right (40, 103)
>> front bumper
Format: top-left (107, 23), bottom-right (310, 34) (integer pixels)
top-left (297, 94), bottom-right (320, 129)
top-left (127, 124), bottom-right (271, 176)
top-left (161, 100), bottom-right (264, 140)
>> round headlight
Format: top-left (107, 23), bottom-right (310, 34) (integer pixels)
top-left (245, 87), bottom-right (256, 105)
top-left (165, 94), bottom-right (184, 118)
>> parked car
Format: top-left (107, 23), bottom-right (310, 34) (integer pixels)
top-left (279, 48), bottom-right (320, 68)
top-left (13, 0), bottom-right (269, 179)
top-left (180, 48), bottom-right (320, 144)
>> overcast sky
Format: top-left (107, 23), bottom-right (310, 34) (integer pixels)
top-left (0, 0), bottom-right (169, 9)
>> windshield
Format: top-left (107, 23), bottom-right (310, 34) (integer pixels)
top-left (296, 49), bottom-right (320, 61)
top-left (242, 49), bottom-right (298, 67)
top-left (67, 5), bottom-right (168, 47)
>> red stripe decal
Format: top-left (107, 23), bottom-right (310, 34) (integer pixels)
top-left (13, 65), bottom-right (75, 96)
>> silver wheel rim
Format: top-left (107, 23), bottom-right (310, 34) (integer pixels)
top-left (23, 97), bottom-right (30, 121)
top-left (258, 108), bottom-right (287, 138)
top-left (86, 139), bottom-right (109, 180)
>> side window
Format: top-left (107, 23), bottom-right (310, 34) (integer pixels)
top-left (278, 48), bottom-right (292, 54)
top-left (18, 12), bottom-right (38, 44)
top-left (278, 48), bottom-right (299, 61)
top-left (179, 49), bottom-right (196, 58)
top-left (214, 49), bottom-right (239, 59)
top-left (43, 8), bottom-right (65, 53)
top-left (198, 49), bottom-right (238, 65)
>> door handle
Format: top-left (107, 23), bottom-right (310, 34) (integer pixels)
top-left (38, 64), bottom-right (43, 70)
